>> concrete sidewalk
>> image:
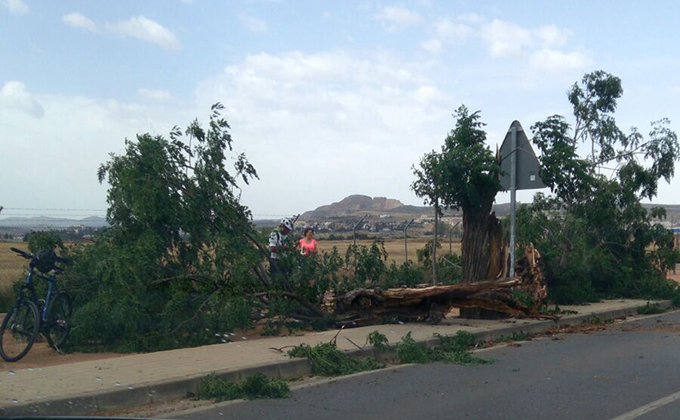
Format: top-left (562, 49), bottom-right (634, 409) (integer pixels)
top-left (0, 299), bottom-right (671, 416)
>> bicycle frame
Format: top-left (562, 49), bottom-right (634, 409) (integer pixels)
top-left (20, 266), bottom-right (60, 324)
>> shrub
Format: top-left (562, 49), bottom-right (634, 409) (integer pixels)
top-left (25, 230), bottom-right (64, 253)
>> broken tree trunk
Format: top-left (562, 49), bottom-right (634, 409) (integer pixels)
top-left (332, 246), bottom-right (548, 324)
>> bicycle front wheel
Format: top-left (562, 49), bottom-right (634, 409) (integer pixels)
top-left (45, 292), bottom-right (72, 352)
top-left (0, 300), bottom-right (40, 362)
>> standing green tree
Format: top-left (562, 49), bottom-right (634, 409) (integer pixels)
top-left (523, 70), bottom-right (680, 301)
top-left (412, 106), bottom-right (503, 283)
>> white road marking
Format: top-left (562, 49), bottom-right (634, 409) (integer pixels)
top-left (608, 389), bottom-right (680, 420)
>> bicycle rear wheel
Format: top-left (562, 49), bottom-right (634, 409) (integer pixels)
top-left (0, 300), bottom-right (40, 362)
top-left (45, 292), bottom-right (72, 352)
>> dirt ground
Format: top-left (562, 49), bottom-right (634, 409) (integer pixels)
top-left (0, 341), bottom-right (125, 372)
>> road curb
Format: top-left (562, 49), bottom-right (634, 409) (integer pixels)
top-left (1, 300), bottom-right (672, 416)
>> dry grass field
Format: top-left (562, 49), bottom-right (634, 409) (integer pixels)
top-left (317, 237), bottom-right (461, 265)
top-left (0, 241), bottom-right (27, 293)
top-left (0, 238), bottom-right (461, 292)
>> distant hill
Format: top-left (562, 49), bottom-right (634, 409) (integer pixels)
top-left (0, 216), bottom-right (108, 228)
top-left (301, 195), bottom-right (404, 220)
top-left (300, 195), bottom-right (680, 221)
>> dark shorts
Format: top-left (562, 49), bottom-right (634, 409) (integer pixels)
top-left (269, 259), bottom-right (280, 275)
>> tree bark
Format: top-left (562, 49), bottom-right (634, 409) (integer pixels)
top-left (485, 213), bottom-right (504, 280)
top-left (461, 194), bottom-right (495, 282)
top-left (334, 246), bottom-right (549, 323)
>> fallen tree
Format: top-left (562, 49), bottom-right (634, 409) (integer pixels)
top-left (324, 246), bottom-right (549, 325)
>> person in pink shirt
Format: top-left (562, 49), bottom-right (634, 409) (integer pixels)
top-left (298, 227), bottom-right (318, 256)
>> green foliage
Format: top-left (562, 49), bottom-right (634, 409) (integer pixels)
top-left (384, 260), bottom-right (424, 288)
top-left (25, 230), bottom-right (64, 253)
top-left (395, 331), bottom-right (492, 366)
top-left (61, 104), bottom-right (263, 352)
top-left (637, 302), bottom-right (666, 315)
top-left (0, 288), bottom-right (13, 313)
top-left (199, 373), bottom-right (289, 401)
top-left (511, 290), bottom-right (535, 308)
top-left (413, 242), bottom-right (462, 285)
top-left (395, 332), bottom-right (432, 364)
top-left (412, 106), bottom-right (502, 212)
top-left (499, 332), bottom-right (530, 342)
top-left (367, 331), bottom-right (389, 351)
top-left (412, 105), bottom-right (502, 282)
top-left (525, 70), bottom-right (680, 304)
top-left (287, 342), bottom-right (385, 376)
top-left (345, 241), bottom-right (389, 285)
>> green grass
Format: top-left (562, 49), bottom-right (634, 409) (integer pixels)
top-left (637, 302), bottom-right (666, 315)
top-left (498, 332), bottom-right (530, 342)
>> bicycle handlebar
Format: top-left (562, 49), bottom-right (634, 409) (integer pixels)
top-left (10, 247), bottom-right (32, 260)
top-left (10, 247), bottom-right (71, 268)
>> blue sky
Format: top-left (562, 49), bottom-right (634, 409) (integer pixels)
top-left (1, 0), bottom-right (679, 220)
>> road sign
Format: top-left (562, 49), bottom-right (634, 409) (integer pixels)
top-left (499, 121), bottom-right (546, 190)
top-left (499, 121), bottom-right (546, 277)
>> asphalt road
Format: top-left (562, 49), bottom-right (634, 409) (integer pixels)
top-left (177, 311), bottom-right (680, 420)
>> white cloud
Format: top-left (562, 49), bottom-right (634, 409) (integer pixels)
top-left (62, 12), bottom-right (97, 32)
top-left (0, 91), bottom-right (186, 212)
top-left (0, 81), bottom-right (44, 118)
top-left (227, 51), bottom-right (428, 85)
top-left (240, 15), bottom-right (268, 32)
top-left (3, 0), bottom-right (29, 15)
top-left (193, 50), bottom-right (449, 214)
top-left (434, 18), bottom-right (473, 41)
top-left (106, 16), bottom-right (180, 50)
top-left (375, 5), bottom-right (423, 31)
top-left (137, 88), bottom-right (171, 101)
top-left (458, 13), bottom-right (484, 24)
top-left (480, 19), bottom-right (578, 62)
top-left (529, 48), bottom-right (591, 71)
top-left (420, 38), bottom-right (441, 54)
top-left (480, 19), bottom-right (532, 58)
top-left (534, 24), bottom-right (572, 47)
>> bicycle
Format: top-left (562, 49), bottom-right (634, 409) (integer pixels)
top-left (0, 247), bottom-right (72, 362)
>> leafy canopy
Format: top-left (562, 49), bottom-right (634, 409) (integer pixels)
top-left (523, 70), bottom-right (680, 303)
top-left (62, 104), bottom-right (262, 352)
top-left (412, 105), bottom-right (502, 212)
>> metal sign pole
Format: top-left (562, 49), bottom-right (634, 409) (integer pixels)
top-left (499, 120), bottom-right (547, 278)
top-left (509, 126), bottom-right (517, 278)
